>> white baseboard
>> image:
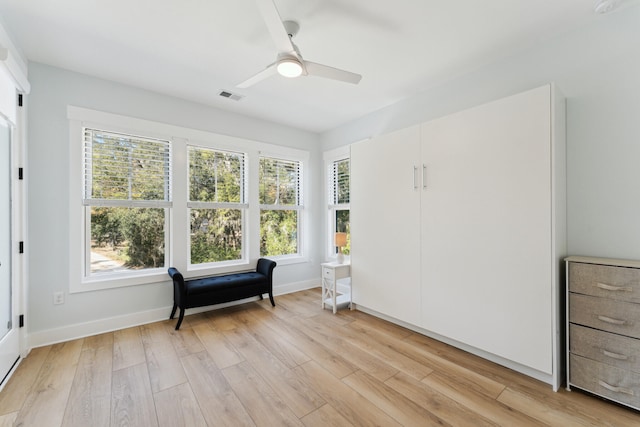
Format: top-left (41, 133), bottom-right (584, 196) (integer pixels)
top-left (273, 279), bottom-right (317, 295)
top-left (28, 278), bottom-right (318, 349)
top-left (28, 306), bottom-right (172, 349)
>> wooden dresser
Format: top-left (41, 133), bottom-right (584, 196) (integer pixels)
top-left (566, 256), bottom-right (640, 410)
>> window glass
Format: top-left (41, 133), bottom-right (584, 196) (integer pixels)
top-left (331, 158), bottom-right (350, 205)
top-left (189, 147), bottom-right (244, 203)
top-left (335, 209), bottom-right (350, 255)
top-left (83, 128), bottom-right (171, 276)
top-left (259, 157), bottom-right (302, 257)
top-left (90, 207), bottom-right (165, 273)
top-left (72, 109), bottom-right (310, 291)
top-left (188, 146), bottom-right (246, 265)
top-left (328, 158), bottom-right (350, 257)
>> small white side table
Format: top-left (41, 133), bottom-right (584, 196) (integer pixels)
top-left (321, 261), bottom-right (351, 313)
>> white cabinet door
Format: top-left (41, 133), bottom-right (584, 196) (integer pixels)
top-left (420, 85), bottom-right (553, 374)
top-left (351, 125), bottom-right (421, 325)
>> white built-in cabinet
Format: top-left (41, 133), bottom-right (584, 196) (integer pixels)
top-left (351, 125), bottom-right (422, 326)
top-left (350, 84), bottom-right (566, 390)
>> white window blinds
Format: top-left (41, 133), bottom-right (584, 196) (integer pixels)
top-left (259, 157), bottom-right (302, 206)
top-left (329, 158), bottom-right (350, 205)
top-left (188, 146), bottom-right (246, 205)
top-left (83, 128), bottom-right (171, 206)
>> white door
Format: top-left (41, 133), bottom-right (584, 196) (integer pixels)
top-left (350, 125), bottom-right (422, 325)
top-left (0, 116), bottom-right (18, 385)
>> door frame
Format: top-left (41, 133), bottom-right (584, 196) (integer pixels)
top-left (13, 89), bottom-right (26, 359)
top-left (0, 55), bottom-right (29, 389)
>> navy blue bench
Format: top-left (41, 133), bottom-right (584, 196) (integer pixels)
top-left (167, 258), bottom-right (277, 330)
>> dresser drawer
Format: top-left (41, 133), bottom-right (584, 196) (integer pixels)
top-left (569, 293), bottom-right (640, 339)
top-left (322, 266), bottom-right (335, 280)
top-left (570, 324), bottom-right (640, 373)
top-left (570, 353), bottom-right (640, 409)
top-left (323, 264), bottom-right (350, 281)
top-left (569, 262), bottom-right (640, 304)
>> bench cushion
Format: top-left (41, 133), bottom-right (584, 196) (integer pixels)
top-left (185, 272), bottom-right (267, 295)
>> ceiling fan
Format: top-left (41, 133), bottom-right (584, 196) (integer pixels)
top-left (237, 0), bottom-right (362, 88)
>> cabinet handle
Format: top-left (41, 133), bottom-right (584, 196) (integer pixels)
top-left (602, 349), bottom-right (629, 360)
top-left (595, 282), bottom-right (633, 292)
top-left (598, 380), bottom-right (635, 396)
top-left (597, 315), bottom-right (628, 326)
top-left (422, 164), bottom-right (427, 189)
top-left (413, 166), bottom-right (418, 190)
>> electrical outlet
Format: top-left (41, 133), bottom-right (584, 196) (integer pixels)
top-left (53, 291), bottom-right (64, 305)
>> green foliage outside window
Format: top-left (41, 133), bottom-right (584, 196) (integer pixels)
top-left (189, 148), bottom-right (243, 203)
top-left (260, 210), bottom-right (298, 256)
top-left (89, 132), bottom-right (169, 202)
top-left (88, 131), bottom-right (305, 271)
top-left (190, 208), bottom-right (242, 264)
top-left (90, 207), bottom-right (165, 272)
top-left (87, 130), bottom-right (169, 273)
top-left (188, 147), bottom-right (245, 264)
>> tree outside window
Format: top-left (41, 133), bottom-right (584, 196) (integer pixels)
top-left (84, 128), bottom-right (170, 275)
top-left (188, 146), bottom-right (246, 265)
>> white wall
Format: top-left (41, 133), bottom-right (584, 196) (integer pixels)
top-left (321, 5), bottom-right (640, 261)
top-left (26, 63), bottom-right (322, 346)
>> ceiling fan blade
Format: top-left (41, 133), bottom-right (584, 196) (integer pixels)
top-left (255, 0), bottom-right (295, 53)
top-left (237, 63), bottom-right (278, 88)
top-left (304, 61), bottom-right (362, 85)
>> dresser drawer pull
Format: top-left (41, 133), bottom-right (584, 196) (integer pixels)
top-left (595, 282), bottom-right (633, 292)
top-left (597, 315), bottom-right (628, 326)
top-left (602, 349), bottom-right (629, 360)
top-left (598, 380), bottom-right (635, 396)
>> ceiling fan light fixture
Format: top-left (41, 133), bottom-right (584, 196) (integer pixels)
top-left (277, 58), bottom-right (303, 78)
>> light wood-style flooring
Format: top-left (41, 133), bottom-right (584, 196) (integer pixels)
top-left (1, 288), bottom-right (639, 426)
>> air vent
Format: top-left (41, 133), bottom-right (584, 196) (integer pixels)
top-left (219, 90), bottom-right (244, 101)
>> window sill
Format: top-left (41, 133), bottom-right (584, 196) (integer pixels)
top-left (266, 254), bottom-right (308, 267)
top-left (71, 269), bottom-right (169, 293)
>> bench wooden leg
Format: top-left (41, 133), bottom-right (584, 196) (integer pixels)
top-left (170, 303), bottom-right (177, 319)
top-left (175, 308), bottom-right (185, 330)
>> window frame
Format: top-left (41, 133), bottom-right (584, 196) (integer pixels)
top-left (187, 144), bottom-right (249, 270)
top-left (324, 146), bottom-right (351, 261)
top-left (81, 128), bottom-right (172, 280)
top-left (69, 112), bottom-right (177, 292)
top-left (68, 106), bottom-right (310, 293)
top-left (258, 154), bottom-right (305, 261)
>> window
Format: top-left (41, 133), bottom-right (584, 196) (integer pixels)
top-left (70, 106), bottom-right (310, 292)
top-left (259, 156), bottom-right (302, 257)
top-left (188, 146), bottom-right (247, 265)
top-left (328, 156), bottom-right (350, 258)
top-left (83, 128), bottom-right (171, 278)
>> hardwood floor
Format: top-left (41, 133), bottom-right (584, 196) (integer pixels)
top-left (1, 288), bottom-right (640, 426)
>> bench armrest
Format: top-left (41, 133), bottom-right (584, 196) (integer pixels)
top-left (168, 267), bottom-right (186, 293)
top-left (256, 258), bottom-right (277, 279)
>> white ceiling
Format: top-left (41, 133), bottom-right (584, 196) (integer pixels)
top-left (0, 0), bottom-right (630, 133)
